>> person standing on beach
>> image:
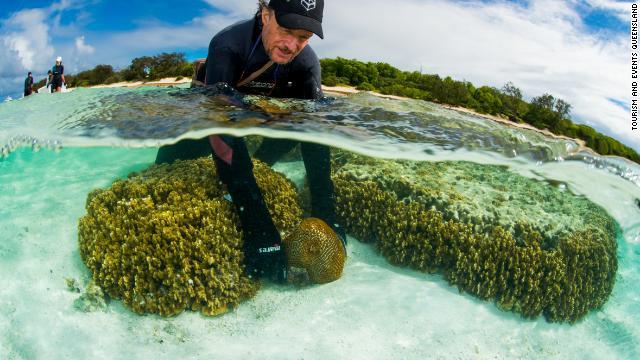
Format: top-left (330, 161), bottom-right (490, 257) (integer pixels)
top-left (45, 70), bottom-right (53, 93)
top-left (156, 0), bottom-right (343, 281)
top-left (51, 57), bottom-right (65, 93)
top-left (23, 72), bottom-right (34, 97)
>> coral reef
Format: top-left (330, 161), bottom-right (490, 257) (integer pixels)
top-left (332, 152), bottom-right (619, 323)
top-left (283, 217), bottom-right (346, 284)
top-left (78, 157), bottom-right (303, 317)
top-left (65, 277), bottom-right (81, 293)
top-left (73, 281), bottom-right (108, 313)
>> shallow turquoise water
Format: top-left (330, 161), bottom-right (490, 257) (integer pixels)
top-left (1, 87), bottom-right (640, 359)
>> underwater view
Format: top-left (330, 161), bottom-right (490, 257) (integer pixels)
top-left (1, 85), bottom-right (640, 359)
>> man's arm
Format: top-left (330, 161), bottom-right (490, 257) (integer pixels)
top-left (302, 57), bottom-right (323, 100)
top-left (205, 39), bottom-right (241, 86)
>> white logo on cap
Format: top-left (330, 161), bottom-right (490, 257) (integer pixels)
top-left (301, 0), bottom-right (316, 11)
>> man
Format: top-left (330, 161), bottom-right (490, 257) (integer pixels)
top-left (51, 57), bottom-right (65, 93)
top-left (156, 0), bottom-right (343, 281)
top-left (24, 72), bottom-right (34, 97)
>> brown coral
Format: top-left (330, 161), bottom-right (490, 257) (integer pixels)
top-left (283, 218), bottom-right (346, 284)
top-left (331, 151), bottom-right (619, 323)
top-left (78, 157), bottom-right (303, 317)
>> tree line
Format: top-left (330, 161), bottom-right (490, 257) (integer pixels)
top-left (34, 52), bottom-right (193, 89)
top-left (35, 53), bottom-right (639, 163)
top-left (321, 57), bottom-right (639, 163)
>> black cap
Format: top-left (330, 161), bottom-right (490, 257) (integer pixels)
top-left (268, 0), bottom-right (324, 39)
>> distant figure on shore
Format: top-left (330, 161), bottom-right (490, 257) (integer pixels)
top-left (45, 70), bottom-right (53, 93)
top-left (24, 72), bottom-right (34, 97)
top-left (51, 57), bottom-right (65, 93)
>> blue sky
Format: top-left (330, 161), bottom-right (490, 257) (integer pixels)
top-left (0, 0), bottom-right (637, 151)
top-left (2, 1), bottom-right (212, 32)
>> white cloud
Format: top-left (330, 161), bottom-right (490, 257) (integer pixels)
top-left (50, 0), bottom-right (73, 12)
top-left (202, 0), bottom-right (258, 16)
top-left (84, 14), bottom-right (237, 69)
top-left (1, 9), bottom-right (54, 73)
top-left (75, 35), bottom-right (94, 55)
top-left (0, 0), bottom-right (102, 94)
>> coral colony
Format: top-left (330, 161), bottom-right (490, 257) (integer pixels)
top-left (79, 158), bottom-right (302, 316)
top-left (79, 149), bottom-right (618, 323)
top-left (332, 151), bottom-right (618, 323)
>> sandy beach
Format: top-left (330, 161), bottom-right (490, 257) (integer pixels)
top-left (87, 77), bottom-right (192, 89)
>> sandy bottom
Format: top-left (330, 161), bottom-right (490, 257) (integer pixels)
top-left (0, 147), bottom-right (638, 359)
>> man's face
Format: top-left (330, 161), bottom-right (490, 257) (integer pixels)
top-left (261, 9), bottom-right (313, 65)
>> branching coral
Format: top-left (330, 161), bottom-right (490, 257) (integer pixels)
top-left (332, 152), bottom-right (619, 323)
top-left (78, 157), bottom-right (302, 317)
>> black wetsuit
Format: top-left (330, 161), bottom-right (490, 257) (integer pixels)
top-left (155, 17), bottom-right (340, 279)
top-left (24, 76), bottom-right (33, 97)
top-left (51, 64), bottom-right (64, 90)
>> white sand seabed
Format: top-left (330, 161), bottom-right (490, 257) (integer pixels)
top-left (1, 150), bottom-right (639, 359)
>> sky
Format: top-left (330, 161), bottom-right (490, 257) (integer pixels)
top-left (0, 0), bottom-right (637, 151)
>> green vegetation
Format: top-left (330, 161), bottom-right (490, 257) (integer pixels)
top-left (34, 52), bottom-right (193, 89)
top-left (119, 52), bottom-right (193, 82)
top-left (321, 57), bottom-right (639, 163)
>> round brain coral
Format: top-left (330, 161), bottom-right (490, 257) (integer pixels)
top-left (283, 217), bottom-right (346, 284)
top-left (78, 157), bottom-right (303, 317)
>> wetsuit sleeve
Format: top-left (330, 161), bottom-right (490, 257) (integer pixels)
top-left (302, 58), bottom-right (323, 100)
top-left (205, 38), bottom-right (241, 86)
top-left (290, 46), bottom-right (323, 100)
